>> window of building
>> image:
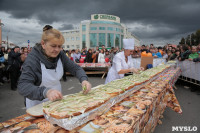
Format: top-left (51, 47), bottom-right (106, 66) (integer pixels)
top-left (90, 33), bottom-right (97, 47)
top-left (107, 27), bottom-right (114, 31)
top-left (99, 33), bottom-right (105, 47)
top-left (121, 35), bottom-right (124, 49)
top-left (121, 29), bottom-right (123, 33)
top-left (82, 34), bottom-right (86, 48)
top-left (90, 27), bottom-right (97, 30)
top-left (71, 45), bottom-right (75, 48)
top-left (82, 25), bottom-right (86, 31)
top-left (76, 45), bottom-right (80, 49)
top-left (91, 21), bottom-right (121, 26)
top-left (107, 33), bottom-right (114, 47)
top-left (67, 45), bottom-right (70, 48)
top-left (115, 34), bottom-right (120, 48)
top-left (66, 38), bottom-right (70, 41)
top-left (99, 27), bottom-right (105, 30)
top-left (116, 28), bottom-right (121, 32)
top-left (76, 37), bottom-right (80, 41)
top-left (71, 37), bottom-right (74, 41)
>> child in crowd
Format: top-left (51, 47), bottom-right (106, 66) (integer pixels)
top-left (188, 46), bottom-right (199, 61)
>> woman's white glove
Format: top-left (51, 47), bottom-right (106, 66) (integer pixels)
top-left (82, 80), bottom-right (91, 94)
top-left (129, 67), bottom-right (139, 74)
top-left (46, 89), bottom-right (63, 101)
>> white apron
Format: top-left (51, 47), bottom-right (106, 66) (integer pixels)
top-left (105, 51), bottom-right (133, 84)
top-left (26, 59), bottom-right (64, 109)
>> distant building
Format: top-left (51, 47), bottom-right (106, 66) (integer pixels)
top-left (62, 14), bottom-right (140, 50)
top-left (1, 40), bottom-right (16, 49)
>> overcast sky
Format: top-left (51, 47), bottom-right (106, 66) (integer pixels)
top-left (0, 0), bottom-right (200, 47)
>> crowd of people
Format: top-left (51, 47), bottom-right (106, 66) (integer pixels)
top-left (64, 43), bottom-right (200, 63)
top-left (0, 43), bottom-right (200, 90)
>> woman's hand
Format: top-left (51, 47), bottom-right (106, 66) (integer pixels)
top-left (139, 67), bottom-right (144, 71)
top-left (130, 67), bottom-right (139, 74)
top-left (82, 80), bottom-right (91, 94)
top-left (46, 89), bottom-right (63, 101)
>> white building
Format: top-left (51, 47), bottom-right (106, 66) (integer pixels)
top-left (62, 14), bottom-right (140, 50)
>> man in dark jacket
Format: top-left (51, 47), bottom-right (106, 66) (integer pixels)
top-left (8, 46), bottom-right (21, 90)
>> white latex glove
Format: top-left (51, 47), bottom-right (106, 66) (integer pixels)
top-left (130, 67), bottom-right (139, 74)
top-left (46, 89), bottom-right (63, 101)
top-left (82, 80), bottom-right (92, 94)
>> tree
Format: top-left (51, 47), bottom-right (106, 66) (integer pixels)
top-left (195, 29), bottom-right (200, 45)
top-left (179, 37), bottom-right (185, 44)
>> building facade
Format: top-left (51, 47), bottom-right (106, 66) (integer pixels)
top-left (62, 14), bottom-right (140, 50)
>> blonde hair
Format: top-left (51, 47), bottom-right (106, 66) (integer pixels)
top-left (42, 26), bottom-right (65, 44)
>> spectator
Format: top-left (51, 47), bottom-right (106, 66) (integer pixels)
top-left (141, 45), bottom-right (147, 52)
top-left (146, 45), bottom-right (150, 53)
top-left (102, 45), bottom-right (106, 52)
top-left (23, 47), bottom-right (29, 58)
top-left (167, 50), bottom-right (173, 61)
top-left (170, 50), bottom-right (180, 60)
top-left (73, 49), bottom-right (81, 63)
top-left (8, 46), bottom-right (21, 91)
top-left (105, 50), bottom-right (111, 63)
top-left (81, 51), bottom-right (87, 62)
top-left (92, 50), bottom-right (99, 63)
top-left (132, 46), bottom-right (141, 58)
top-left (197, 44), bottom-right (200, 54)
top-left (152, 48), bottom-right (162, 58)
top-left (110, 48), bottom-right (117, 63)
top-left (98, 49), bottom-right (105, 63)
top-left (85, 49), bottom-right (93, 63)
top-left (0, 62), bottom-right (5, 85)
top-left (71, 49), bottom-right (75, 58)
top-left (84, 47), bottom-right (88, 54)
top-left (178, 45), bottom-right (191, 61)
top-left (188, 46), bottom-right (199, 61)
top-left (96, 46), bottom-right (99, 52)
top-left (150, 44), bottom-right (154, 49)
top-left (158, 47), bottom-right (163, 55)
top-left (162, 50), bottom-right (168, 60)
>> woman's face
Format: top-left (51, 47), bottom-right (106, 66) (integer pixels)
top-left (124, 49), bottom-right (133, 56)
top-left (41, 39), bottom-right (63, 58)
top-left (24, 48), bottom-right (28, 53)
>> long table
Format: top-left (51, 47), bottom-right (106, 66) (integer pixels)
top-left (0, 67), bottom-right (182, 133)
top-left (66, 63), bottom-right (111, 79)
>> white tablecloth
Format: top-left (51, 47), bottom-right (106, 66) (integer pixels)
top-left (177, 60), bottom-right (200, 81)
top-left (132, 58), bottom-right (166, 68)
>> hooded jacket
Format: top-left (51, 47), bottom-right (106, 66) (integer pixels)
top-left (18, 44), bottom-right (88, 101)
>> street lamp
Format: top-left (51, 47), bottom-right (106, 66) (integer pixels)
top-left (0, 20), bottom-right (4, 45)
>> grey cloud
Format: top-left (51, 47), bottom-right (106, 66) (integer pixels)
top-left (0, 0), bottom-right (200, 46)
top-left (58, 24), bottom-right (74, 30)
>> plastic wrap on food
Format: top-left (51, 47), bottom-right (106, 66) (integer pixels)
top-left (44, 65), bottom-right (174, 130)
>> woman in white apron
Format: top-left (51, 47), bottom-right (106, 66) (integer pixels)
top-left (105, 39), bottom-right (143, 84)
top-left (18, 25), bottom-right (91, 109)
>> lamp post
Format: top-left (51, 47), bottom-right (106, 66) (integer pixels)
top-left (0, 19), bottom-right (4, 45)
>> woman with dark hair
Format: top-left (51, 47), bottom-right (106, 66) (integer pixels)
top-left (18, 25), bottom-right (91, 109)
top-left (85, 49), bottom-right (93, 63)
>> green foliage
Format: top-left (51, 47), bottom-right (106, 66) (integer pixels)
top-left (179, 29), bottom-right (200, 46)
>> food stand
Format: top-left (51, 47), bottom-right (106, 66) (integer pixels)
top-left (0, 64), bottom-right (182, 133)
